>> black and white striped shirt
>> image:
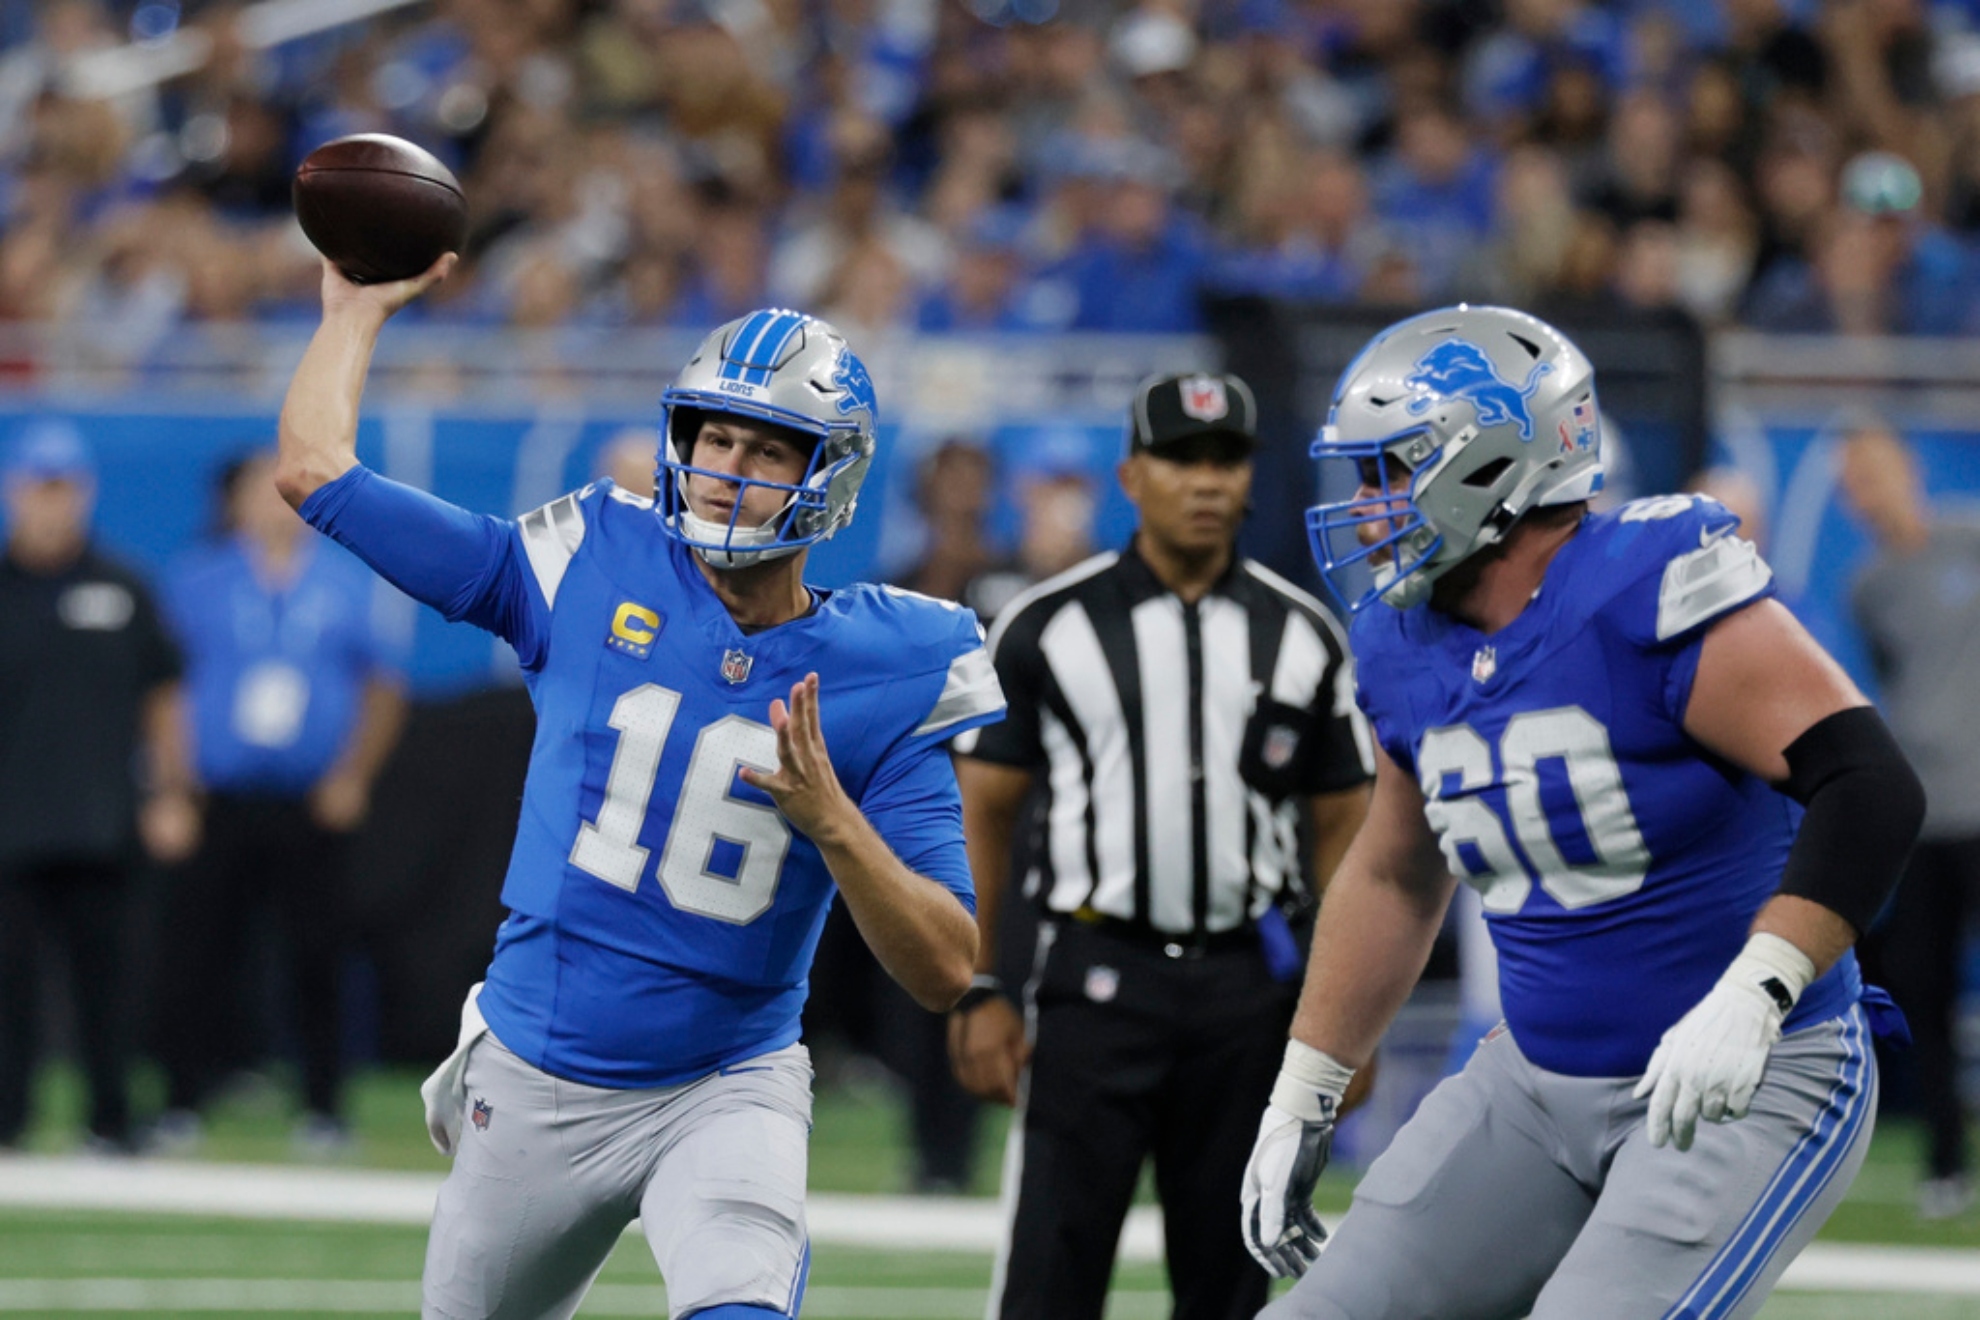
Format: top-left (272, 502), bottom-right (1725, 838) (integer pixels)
top-left (956, 545), bottom-right (1372, 937)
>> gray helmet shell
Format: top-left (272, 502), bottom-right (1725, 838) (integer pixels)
top-left (1311, 305), bottom-right (1603, 610)
top-left (657, 308), bottom-right (878, 568)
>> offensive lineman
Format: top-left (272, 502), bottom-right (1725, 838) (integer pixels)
top-left (276, 256), bottom-right (1005, 1320)
top-left (1240, 306), bottom-right (1922, 1318)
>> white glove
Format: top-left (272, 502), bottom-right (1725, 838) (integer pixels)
top-left (1242, 1041), bottom-right (1355, 1279)
top-left (1633, 934), bottom-right (1815, 1152)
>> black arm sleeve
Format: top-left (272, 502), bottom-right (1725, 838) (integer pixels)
top-left (1777, 705), bottom-right (1927, 935)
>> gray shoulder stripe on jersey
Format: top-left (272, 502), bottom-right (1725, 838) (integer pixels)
top-left (1241, 560), bottom-right (1351, 656)
top-left (983, 551), bottom-right (1120, 658)
top-left (914, 646), bottom-right (1006, 738)
top-left (518, 491), bottom-right (587, 608)
top-left (605, 484), bottom-right (655, 509)
top-left (1656, 535), bottom-right (1772, 641)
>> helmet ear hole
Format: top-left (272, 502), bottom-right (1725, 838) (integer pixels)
top-left (1463, 457), bottom-right (1515, 488)
top-left (669, 407), bottom-right (707, 461)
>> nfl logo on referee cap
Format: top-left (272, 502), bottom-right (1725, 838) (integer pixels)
top-left (1129, 371), bottom-right (1257, 456)
top-left (1180, 376), bottom-right (1229, 422)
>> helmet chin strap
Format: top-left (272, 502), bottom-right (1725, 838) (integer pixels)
top-left (675, 508), bottom-right (802, 570)
top-left (1376, 559), bottom-right (1435, 609)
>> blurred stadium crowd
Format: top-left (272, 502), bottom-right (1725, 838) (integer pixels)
top-left (3, 0), bottom-right (1980, 347)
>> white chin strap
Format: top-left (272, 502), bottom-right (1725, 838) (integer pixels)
top-left (1375, 560), bottom-right (1433, 609)
top-left (1375, 526), bottom-right (1441, 610)
top-left (676, 508), bottom-right (801, 570)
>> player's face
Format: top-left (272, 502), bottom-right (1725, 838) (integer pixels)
top-left (1354, 452), bottom-right (1416, 563)
top-left (685, 418), bottom-right (813, 529)
top-left (1123, 436), bottom-right (1252, 556)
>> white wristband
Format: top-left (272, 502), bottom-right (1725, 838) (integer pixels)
top-left (1269, 1039), bottom-right (1356, 1123)
top-left (1728, 932), bottom-right (1817, 1016)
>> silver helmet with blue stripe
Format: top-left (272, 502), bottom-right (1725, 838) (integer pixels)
top-left (1306, 304), bottom-right (1603, 612)
top-left (657, 308), bottom-right (878, 568)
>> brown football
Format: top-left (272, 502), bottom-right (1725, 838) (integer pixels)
top-left (293, 134), bottom-right (467, 284)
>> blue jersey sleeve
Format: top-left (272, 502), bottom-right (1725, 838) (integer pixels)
top-left (1591, 495), bottom-right (1777, 723)
top-left (299, 465), bottom-right (550, 668)
top-left (859, 739), bottom-right (976, 913)
top-left (848, 593), bottom-right (1002, 914)
top-left (1347, 606), bottom-right (1419, 778)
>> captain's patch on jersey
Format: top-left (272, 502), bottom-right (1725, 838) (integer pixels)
top-left (607, 602), bottom-right (663, 659)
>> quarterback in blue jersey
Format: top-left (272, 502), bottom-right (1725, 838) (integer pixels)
top-left (1240, 306), bottom-right (1924, 1319)
top-left (274, 256), bottom-right (1004, 1320)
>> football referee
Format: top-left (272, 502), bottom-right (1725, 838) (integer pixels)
top-left (949, 373), bottom-right (1373, 1320)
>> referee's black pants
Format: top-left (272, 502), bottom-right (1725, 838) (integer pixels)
top-left (994, 920), bottom-right (1295, 1320)
top-left (152, 793), bottom-right (352, 1120)
top-left (1862, 835), bottom-right (1980, 1181)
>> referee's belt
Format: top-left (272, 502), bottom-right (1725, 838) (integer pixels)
top-left (1062, 909), bottom-right (1257, 960)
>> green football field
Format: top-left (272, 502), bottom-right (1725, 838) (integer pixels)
top-left (1, 1065), bottom-right (1976, 1318)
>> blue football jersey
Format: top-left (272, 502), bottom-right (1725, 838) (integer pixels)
top-left (303, 473), bottom-right (1005, 1087)
top-left (1352, 495), bottom-right (1858, 1077)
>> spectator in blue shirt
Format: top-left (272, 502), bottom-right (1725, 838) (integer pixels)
top-left (1743, 150), bottom-right (1978, 335)
top-left (916, 205), bottom-right (1043, 332)
top-left (149, 450), bottom-right (407, 1156)
top-left (1368, 102), bottom-right (1501, 301)
top-left (1035, 138), bottom-right (1208, 334)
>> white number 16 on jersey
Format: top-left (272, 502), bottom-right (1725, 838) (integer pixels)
top-left (1417, 706), bottom-right (1650, 914)
top-left (569, 683), bottom-right (793, 924)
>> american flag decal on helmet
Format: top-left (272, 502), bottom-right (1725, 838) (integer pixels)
top-left (1569, 398), bottom-right (1597, 451)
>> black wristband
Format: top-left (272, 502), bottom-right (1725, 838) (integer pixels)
top-left (952, 975), bottom-right (1006, 1015)
top-left (1777, 706), bottom-right (1926, 935)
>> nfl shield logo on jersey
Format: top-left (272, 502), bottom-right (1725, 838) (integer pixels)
top-left (1180, 375), bottom-right (1229, 422)
top-left (1263, 724), bottom-right (1299, 770)
top-left (1472, 645), bottom-right (1497, 683)
top-left (721, 649), bottom-right (753, 684)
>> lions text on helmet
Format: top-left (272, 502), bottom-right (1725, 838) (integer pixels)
top-left (656, 308), bottom-right (878, 569)
top-left (1307, 304), bottom-right (1604, 612)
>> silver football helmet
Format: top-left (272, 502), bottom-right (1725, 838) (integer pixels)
top-left (1307, 305), bottom-right (1604, 612)
top-left (657, 308), bottom-right (878, 569)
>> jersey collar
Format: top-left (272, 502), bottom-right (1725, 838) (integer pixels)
top-left (1118, 534), bottom-right (1245, 607)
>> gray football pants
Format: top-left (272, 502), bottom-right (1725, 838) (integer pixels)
top-left (1262, 1006), bottom-right (1876, 1320)
top-left (422, 1032), bottom-right (813, 1320)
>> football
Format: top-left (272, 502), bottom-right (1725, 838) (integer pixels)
top-left (292, 134), bottom-right (467, 284)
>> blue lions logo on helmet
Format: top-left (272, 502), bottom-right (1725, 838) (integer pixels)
top-left (831, 348), bottom-right (877, 427)
top-left (1404, 340), bottom-right (1552, 441)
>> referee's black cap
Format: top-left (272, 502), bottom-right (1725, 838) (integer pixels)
top-left (1128, 372), bottom-right (1259, 456)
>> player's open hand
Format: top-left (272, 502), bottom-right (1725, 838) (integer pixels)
top-left (947, 995), bottom-right (1028, 1106)
top-left (1634, 934), bottom-right (1811, 1151)
top-left (742, 673), bottom-right (854, 840)
top-left (1242, 1097), bottom-right (1335, 1278)
top-left (320, 253), bottom-right (456, 324)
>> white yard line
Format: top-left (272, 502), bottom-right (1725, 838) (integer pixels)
top-left (0, 1156), bottom-right (1973, 1296)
